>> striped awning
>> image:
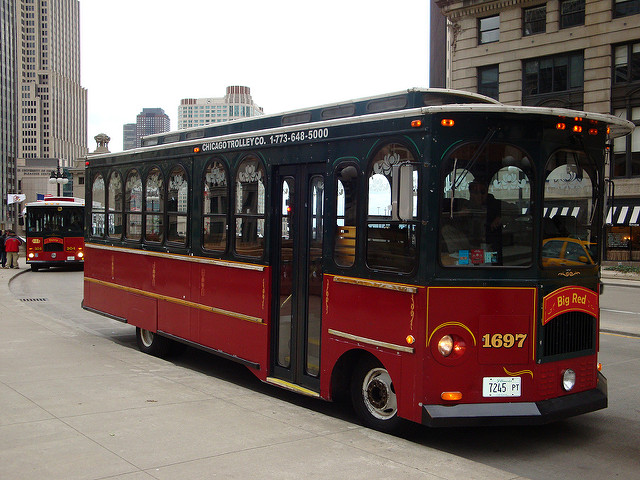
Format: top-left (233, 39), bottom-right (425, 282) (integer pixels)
top-left (606, 204), bottom-right (640, 226)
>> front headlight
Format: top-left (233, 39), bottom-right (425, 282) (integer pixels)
top-left (438, 335), bottom-right (453, 357)
top-left (562, 369), bottom-right (576, 391)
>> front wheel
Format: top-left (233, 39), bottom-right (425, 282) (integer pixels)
top-left (350, 357), bottom-right (402, 432)
top-left (135, 327), bottom-right (171, 358)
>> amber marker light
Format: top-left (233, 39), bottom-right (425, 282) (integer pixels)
top-left (574, 117), bottom-right (583, 122)
top-left (573, 125), bottom-right (583, 133)
top-left (441, 119), bottom-right (455, 127)
top-left (193, 147), bottom-right (201, 153)
top-left (588, 128), bottom-right (599, 136)
top-left (441, 392), bottom-right (462, 401)
top-left (411, 120), bottom-right (422, 128)
top-left (598, 363), bottom-right (603, 372)
top-left (406, 335), bottom-right (415, 345)
top-left (556, 123), bottom-right (566, 130)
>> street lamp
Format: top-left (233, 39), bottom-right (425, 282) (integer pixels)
top-left (49, 164), bottom-right (69, 196)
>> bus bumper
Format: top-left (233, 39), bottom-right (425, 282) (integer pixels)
top-left (421, 372), bottom-right (607, 427)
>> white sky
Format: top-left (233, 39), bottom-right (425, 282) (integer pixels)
top-left (80, 0), bottom-right (430, 152)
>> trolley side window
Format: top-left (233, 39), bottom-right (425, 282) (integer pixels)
top-left (144, 167), bottom-right (164, 243)
top-left (108, 171), bottom-right (123, 239)
top-left (439, 143), bottom-right (533, 267)
top-left (125, 169), bottom-right (142, 241)
top-left (234, 156), bottom-right (266, 258)
top-left (366, 143), bottom-right (419, 273)
top-left (91, 174), bottom-right (106, 238)
top-left (334, 162), bottom-right (359, 267)
top-left (203, 159), bottom-right (229, 252)
top-left (167, 165), bottom-right (189, 245)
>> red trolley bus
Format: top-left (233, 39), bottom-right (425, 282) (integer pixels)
top-left (25, 196), bottom-right (85, 271)
top-left (83, 88), bottom-right (634, 431)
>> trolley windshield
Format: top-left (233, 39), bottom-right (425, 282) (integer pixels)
top-left (26, 206), bottom-right (84, 236)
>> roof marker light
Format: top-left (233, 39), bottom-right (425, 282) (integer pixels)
top-left (574, 117), bottom-right (583, 122)
top-left (588, 128), bottom-right (598, 136)
top-left (573, 125), bottom-right (583, 133)
top-left (411, 120), bottom-right (422, 128)
top-left (193, 147), bottom-right (201, 153)
top-left (441, 119), bottom-right (455, 127)
top-left (556, 123), bottom-right (566, 130)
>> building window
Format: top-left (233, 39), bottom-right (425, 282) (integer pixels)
top-left (479, 15), bottom-right (500, 44)
top-left (560, 0), bottom-right (585, 29)
top-left (523, 51), bottom-right (584, 98)
top-left (612, 107), bottom-right (640, 178)
top-left (614, 0), bottom-right (640, 17)
top-left (523, 4), bottom-right (546, 36)
top-left (614, 41), bottom-right (640, 84)
top-left (478, 65), bottom-right (499, 100)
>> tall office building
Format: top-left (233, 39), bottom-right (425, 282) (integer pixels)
top-left (177, 86), bottom-right (264, 130)
top-left (128, 108), bottom-right (170, 149)
top-left (16, 0), bottom-right (87, 167)
top-left (432, 0), bottom-right (640, 262)
top-left (1, 0), bottom-right (17, 228)
top-left (123, 123), bottom-right (136, 151)
top-left (2, 0), bottom-right (86, 227)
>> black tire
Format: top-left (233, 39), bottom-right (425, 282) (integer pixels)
top-left (30, 264), bottom-right (39, 272)
top-left (350, 356), bottom-right (403, 433)
top-left (135, 327), bottom-right (171, 358)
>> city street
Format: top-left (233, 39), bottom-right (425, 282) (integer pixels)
top-left (4, 269), bottom-right (640, 479)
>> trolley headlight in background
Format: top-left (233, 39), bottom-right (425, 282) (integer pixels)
top-left (77, 251), bottom-right (84, 259)
top-left (562, 369), bottom-right (576, 391)
top-left (28, 253), bottom-right (35, 259)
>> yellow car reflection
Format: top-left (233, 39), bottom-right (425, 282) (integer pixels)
top-left (542, 238), bottom-right (595, 267)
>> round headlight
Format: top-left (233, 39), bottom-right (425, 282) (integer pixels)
top-left (562, 369), bottom-right (576, 391)
top-left (438, 335), bottom-right (454, 357)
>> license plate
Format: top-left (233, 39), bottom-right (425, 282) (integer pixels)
top-left (483, 377), bottom-right (521, 397)
top-left (67, 256), bottom-right (75, 261)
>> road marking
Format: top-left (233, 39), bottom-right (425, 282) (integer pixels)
top-left (601, 308), bottom-right (640, 315)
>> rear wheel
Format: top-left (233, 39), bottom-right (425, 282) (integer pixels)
top-left (350, 357), bottom-right (402, 432)
top-left (135, 327), bottom-right (171, 358)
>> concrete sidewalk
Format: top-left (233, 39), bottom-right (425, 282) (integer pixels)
top-left (0, 266), bottom-right (527, 480)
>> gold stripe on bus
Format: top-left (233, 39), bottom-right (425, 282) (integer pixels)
top-left (85, 277), bottom-right (264, 324)
top-left (85, 243), bottom-right (265, 272)
top-left (328, 328), bottom-right (414, 354)
top-left (331, 275), bottom-right (418, 294)
top-left (265, 377), bottom-right (321, 398)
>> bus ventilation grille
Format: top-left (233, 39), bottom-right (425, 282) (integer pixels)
top-left (542, 311), bottom-right (595, 358)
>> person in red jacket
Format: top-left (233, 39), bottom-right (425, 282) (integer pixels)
top-left (4, 230), bottom-right (22, 269)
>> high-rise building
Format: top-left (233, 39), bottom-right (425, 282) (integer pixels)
top-left (16, 0), bottom-right (87, 166)
top-left (0, 0), bottom-right (17, 228)
top-left (432, 0), bottom-right (640, 262)
top-left (1, 0), bottom-right (87, 228)
top-left (177, 86), bottom-right (264, 130)
top-left (123, 123), bottom-right (136, 151)
top-left (129, 108), bottom-right (170, 149)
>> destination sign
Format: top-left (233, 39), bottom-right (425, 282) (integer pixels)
top-left (201, 127), bottom-right (330, 152)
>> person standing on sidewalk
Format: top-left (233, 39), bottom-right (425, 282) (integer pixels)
top-left (5, 230), bottom-right (22, 269)
top-left (0, 229), bottom-right (6, 268)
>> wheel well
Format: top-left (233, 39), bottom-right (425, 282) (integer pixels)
top-left (330, 349), bottom-right (381, 403)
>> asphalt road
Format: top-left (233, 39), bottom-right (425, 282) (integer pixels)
top-left (10, 269), bottom-right (640, 480)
